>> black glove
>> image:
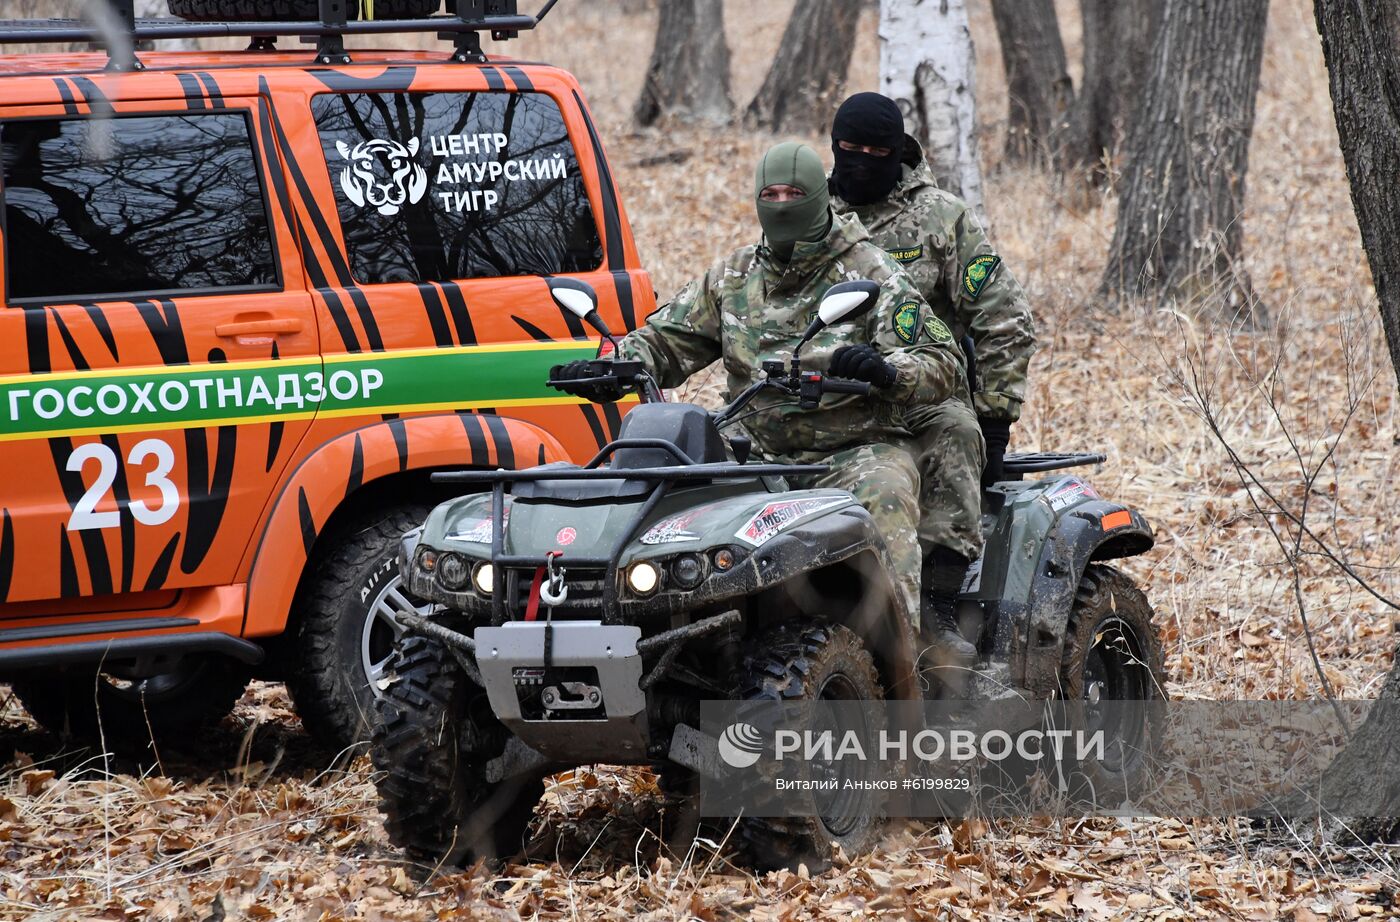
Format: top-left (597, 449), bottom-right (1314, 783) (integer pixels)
top-left (550, 359), bottom-right (625, 403)
top-left (829, 344), bottom-right (897, 389)
top-left (979, 416), bottom-right (1011, 487)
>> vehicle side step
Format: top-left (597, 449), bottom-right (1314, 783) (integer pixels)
top-left (1002, 452), bottom-right (1106, 474)
top-left (0, 632), bottom-right (265, 672)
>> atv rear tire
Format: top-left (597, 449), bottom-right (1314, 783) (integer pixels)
top-left (285, 504), bottom-right (432, 751)
top-left (167, 0), bottom-right (439, 22)
top-left (730, 622), bottom-right (886, 871)
top-left (1058, 565), bottom-right (1165, 803)
top-left (370, 634), bottom-right (543, 870)
top-left (10, 655), bottom-right (249, 750)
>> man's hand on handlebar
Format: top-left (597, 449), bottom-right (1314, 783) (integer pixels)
top-left (829, 344), bottom-right (897, 389)
top-left (549, 359), bottom-right (626, 404)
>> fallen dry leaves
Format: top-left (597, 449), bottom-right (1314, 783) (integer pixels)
top-left (3, 0), bottom-right (1400, 919)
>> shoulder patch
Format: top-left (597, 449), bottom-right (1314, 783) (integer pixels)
top-left (887, 244), bottom-right (924, 265)
top-left (962, 254), bottom-right (1001, 301)
top-left (922, 315), bottom-right (954, 346)
top-left (892, 302), bottom-right (920, 344)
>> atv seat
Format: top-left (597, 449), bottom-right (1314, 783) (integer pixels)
top-left (610, 403), bottom-right (729, 470)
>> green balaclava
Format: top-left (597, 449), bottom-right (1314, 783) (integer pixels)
top-left (755, 141), bottom-right (832, 262)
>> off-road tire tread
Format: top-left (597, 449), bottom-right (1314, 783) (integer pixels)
top-left (1060, 565), bottom-right (1165, 700)
top-left (285, 504), bottom-right (430, 750)
top-left (1058, 564), bottom-right (1166, 799)
top-left (167, 0), bottom-right (439, 22)
top-left (11, 657), bottom-right (249, 748)
top-left (730, 622), bottom-right (885, 871)
top-left (370, 635), bottom-right (541, 869)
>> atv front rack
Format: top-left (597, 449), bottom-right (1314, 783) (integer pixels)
top-left (431, 437), bottom-right (828, 623)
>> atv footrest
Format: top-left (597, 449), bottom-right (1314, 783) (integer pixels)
top-left (1002, 452), bottom-right (1106, 474)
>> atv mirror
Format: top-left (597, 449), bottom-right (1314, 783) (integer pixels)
top-left (548, 277), bottom-right (616, 344)
top-left (818, 280), bottom-right (881, 326)
top-left (796, 279), bottom-right (881, 353)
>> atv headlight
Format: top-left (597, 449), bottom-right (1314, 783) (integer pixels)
top-left (473, 562), bottom-right (496, 595)
top-left (627, 561), bottom-right (660, 595)
top-left (437, 552), bottom-right (470, 590)
top-left (670, 553), bottom-right (705, 590)
top-left (417, 547), bottom-right (438, 574)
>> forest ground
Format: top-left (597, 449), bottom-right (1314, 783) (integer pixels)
top-left (2, 1), bottom-right (1398, 918)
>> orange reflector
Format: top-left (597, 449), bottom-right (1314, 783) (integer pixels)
top-left (1101, 510), bottom-right (1132, 531)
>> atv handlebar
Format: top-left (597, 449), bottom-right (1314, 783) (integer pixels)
top-left (548, 357), bottom-right (874, 428)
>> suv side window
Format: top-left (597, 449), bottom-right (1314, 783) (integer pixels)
top-left (312, 91), bottom-right (602, 283)
top-left (1, 112), bottom-right (278, 303)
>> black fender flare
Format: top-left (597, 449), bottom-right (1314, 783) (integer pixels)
top-left (1002, 500), bottom-right (1154, 697)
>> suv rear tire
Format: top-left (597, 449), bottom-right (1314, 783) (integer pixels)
top-left (285, 504), bottom-right (433, 751)
top-left (167, 0), bottom-right (439, 22)
top-left (10, 655), bottom-right (250, 748)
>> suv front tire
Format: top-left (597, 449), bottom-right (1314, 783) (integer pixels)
top-left (285, 504), bottom-right (433, 751)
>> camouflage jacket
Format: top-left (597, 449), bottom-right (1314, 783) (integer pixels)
top-left (832, 154), bottom-right (1036, 422)
top-left (617, 212), bottom-right (969, 464)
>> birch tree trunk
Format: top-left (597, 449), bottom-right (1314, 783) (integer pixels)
top-left (878, 0), bottom-right (986, 222)
top-left (1100, 0), bottom-right (1269, 317)
top-left (634, 0), bottom-right (734, 127)
top-left (744, 0), bottom-right (861, 133)
top-left (990, 0), bottom-right (1073, 164)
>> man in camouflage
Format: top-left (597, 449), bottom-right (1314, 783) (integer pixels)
top-left (829, 92), bottom-right (1039, 671)
top-left (553, 142), bottom-right (973, 669)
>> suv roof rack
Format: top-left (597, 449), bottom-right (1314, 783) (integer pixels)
top-left (0, 0), bottom-right (559, 71)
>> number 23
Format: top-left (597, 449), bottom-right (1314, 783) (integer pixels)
top-left (66, 439), bottom-right (181, 531)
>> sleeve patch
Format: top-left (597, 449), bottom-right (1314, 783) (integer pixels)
top-left (893, 302), bottom-right (920, 344)
top-left (922, 315), bottom-right (954, 346)
top-left (887, 244), bottom-right (924, 264)
top-left (962, 254), bottom-right (1001, 301)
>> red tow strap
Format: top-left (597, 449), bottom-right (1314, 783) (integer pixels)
top-left (524, 565), bottom-right (546, 622)
top-left (524, 551), bottom-right (562, 622)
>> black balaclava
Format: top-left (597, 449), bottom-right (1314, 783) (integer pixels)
top-left (830, 92), bottom-right (906, 206)
top-left (755, 141), bottom-right (832, 263)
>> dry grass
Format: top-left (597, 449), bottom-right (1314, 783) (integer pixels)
top-left (3, 1), bottom-right (1400, 918)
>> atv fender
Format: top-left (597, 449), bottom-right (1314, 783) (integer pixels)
top-left (983, 499), bottom-right (1153, 698)
top-left (742, 510), bottom-right (922, 702)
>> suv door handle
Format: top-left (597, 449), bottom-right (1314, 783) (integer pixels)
top-left (215, 318), bottom-right (303, 338)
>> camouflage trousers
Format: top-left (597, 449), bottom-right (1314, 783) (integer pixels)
top-left (794, 400), bottom-right (985, 626)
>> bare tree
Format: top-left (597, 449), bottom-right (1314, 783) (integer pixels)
top-left (744, 0), bottom-right (861, 134)
top-left (1100, 0), bottom-right (1270, 316)
top-left (989, 0), bottom-right (1073, 164)
top-left (878, 0), bottom-right (985, 221)
top-left (1063, 0), bottom-right (1162, 178)
top-left (634, 0), bottom-right (733, 127)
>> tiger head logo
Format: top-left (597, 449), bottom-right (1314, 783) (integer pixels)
top-left (334, 138), bottom-right (429, 217)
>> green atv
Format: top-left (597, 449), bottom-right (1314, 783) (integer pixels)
top-left (368, 279), bottom-right (1165, 870)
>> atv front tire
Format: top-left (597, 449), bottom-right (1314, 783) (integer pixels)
top-left (167, 0), bottom-right (439, 22)
top-left (730, 622), bottom-right (887, 871)
top-left (286, 504), bottom-right (433, 750)
top-left (10, 655), bottom-right (250, 749)
top-left (370, 634), bottom-right (543, 870)
top-left (1058, 564), bottom-right (1165, 802)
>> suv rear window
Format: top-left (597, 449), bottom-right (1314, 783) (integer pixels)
top-left (312, 91), bottom-right (602, 283)
top-left (1, 112), bottom-right (278, 302)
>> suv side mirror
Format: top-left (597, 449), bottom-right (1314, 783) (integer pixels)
top-left (796, 279), bottom-right (881, 353)
top-left (548, 277), bottom-right (616, 345)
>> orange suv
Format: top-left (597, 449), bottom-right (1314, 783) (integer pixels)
top-left (0, 1), bottom-right (654, 750)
